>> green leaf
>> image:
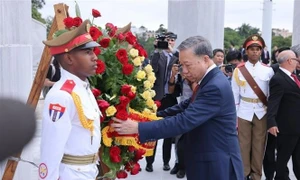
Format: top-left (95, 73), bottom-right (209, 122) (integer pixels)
top-left (75, 1), bottom-right (81, 18)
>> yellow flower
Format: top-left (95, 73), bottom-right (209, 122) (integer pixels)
top-left (144, 80), bottom-right (152, 89)
top-left (142, 108), bottom-right (152, 114)
top-left (131, 85), bottom-right (137, 93)
top-left (148, 75), bottom-right (156, 84)
top-left (141, 91), bottom-right (151, 100)
top-left (146, 99), bottom-right (155, 108)
top-left (152, 104), bottom-right (158, 112)
top-left (129, 48), bottom-right (139, 58)
top-left (144, 64), bottom-right (153, 74)
top-left (140, 56), bottom-right (145, 62)
top-left (148, 72), bottom-right (155, 77)
top-left (106, 106), bottom-right (117, 117)
top-left (150, 90), bottom-right (156, 98)
top-left (136, 70), bottom-right (146, 81)
top-left (132, 57), bottom-right (142, 66)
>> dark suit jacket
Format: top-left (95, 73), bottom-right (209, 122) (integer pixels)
top-left (267, 69), bottom-right (300, 135)
top-left (261, 50), bottom-right (270, 64)
top-left (150, 51), bottom-right (178, 100)
top-left (139, 67), bottom-right (243, 180)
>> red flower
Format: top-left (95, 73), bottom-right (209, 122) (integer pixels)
top-left (130, 162), bottom-right (140, 175)
top-left (96, 60), bottom-right (106, 74)
top-left (109, 146), bottom-right (122, 163)
top-left (117, 33), bottom-right (125, 41)
top-left (63, 17), bottom-right (74, 28)
top-left (97, 100), bottom-right (110, 110)
top-left (116, 170), bottom-right (128, 179)
top-left (115, 104), bottom-right (127, 111)
top-left (115, 109), bottom-right (128, 121)
top-left (119, 96), bottom-right (130, 106)
top-left (127, 91), bottom-right (136, 100)
top-left (108, 29), bottom-right (116, 37)
top-left (116, 49), bottom-right (128, 64)
top-left (125, 31), bottom-right (137, 45)
top-left (92, 9), bottom-right (101, 18)
top-left (134, 44), bottom-right (148, 58)
top-left (93, 47), bottom-right (101, 56)
top-left (134, 149), bottom-right (146, 161)
top-left (124, 162), bottom-right (132, 172)
top-left (105, 23), bottom-right (115, 30)
top-left (154, 101), bottom-right (161, 108)
top-left (128, 146), bottom-right (135, 153)
top-left (121, 85), bottom-right (131, 95)
top-left (89, 26), bottom-right (102, 41)
top-left (122, 63), bottom-right (134, 75)
top-left (99, 38), bottom-right (110, 48)
top-left (73, 17), bottom-right (82, 27)
top-left (91, 88), bottom-right (101, 97)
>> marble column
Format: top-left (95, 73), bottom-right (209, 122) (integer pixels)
top-left (0, 0), bottom-right (33, 102)
top-left (292, 0), bottom-right (300, 46)
top-left (168, 0), bottom-right (225, 49)
top-left (261, 0), bottom-right (273, 53)
top-left (0, 0), bottom-right (33, 178)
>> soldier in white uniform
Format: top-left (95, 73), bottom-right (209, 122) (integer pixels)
top-left (39, 20), bottom-right (102, 180)
top-left (232, 34), bottom-right (274, 180)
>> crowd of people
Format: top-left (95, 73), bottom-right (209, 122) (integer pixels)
top-left (38, 19), bottom-right (300, 180)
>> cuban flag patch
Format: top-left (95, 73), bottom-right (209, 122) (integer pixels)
top-left (49, 104), bottom-right (66, 122)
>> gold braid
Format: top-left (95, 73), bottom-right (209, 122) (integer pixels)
top-left (71, 92), bottom-right (94, 137)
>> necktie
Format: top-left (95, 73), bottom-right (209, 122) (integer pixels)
top-left (291, 74), bottom-right (300, 88)
top-left (190, 84), bottom-right (200, 102)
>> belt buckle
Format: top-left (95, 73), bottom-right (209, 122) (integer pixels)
top-left (252, 99), bottom-right (258, 103)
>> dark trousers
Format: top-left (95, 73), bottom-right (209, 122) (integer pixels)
top-left (177, 135), bottom-right (185, 170)
top-left (146, 94), bottom-right (177, 165)
top-left (263, 133), bottom-right (277, 179)
top-left (275, 134), bottom-right (300, 180)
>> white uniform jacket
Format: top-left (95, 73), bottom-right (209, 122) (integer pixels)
top-left (232, 61), bottom-right (274, 121)
top-left (39, 68), bottom-right (101, 180)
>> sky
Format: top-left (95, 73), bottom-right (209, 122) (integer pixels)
top-left (40, 0), bottom-right (295, 32)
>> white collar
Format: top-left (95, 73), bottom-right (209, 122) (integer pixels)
top-left (198, 64), bottom-right (217, 85)
top-left (279, 67), bottom-right (292, 77)
top-left (246, 61), bottom-right (260, 67)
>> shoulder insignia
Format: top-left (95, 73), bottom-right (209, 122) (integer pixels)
top-left (49, 104), bottom-right (66, 122)
top-left (60, 80), bottom-right (76, 94)
top-left (39, 163), bottom-right (48, 179)
top-left (237, 62), bottom-right (245, 68)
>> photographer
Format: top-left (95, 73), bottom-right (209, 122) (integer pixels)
top-left (220, 50), bottom-right (243, 83)
top-left (147, 32), bottom-right (180, 172)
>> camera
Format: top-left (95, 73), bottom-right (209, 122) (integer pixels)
top-left (155, 33), bottom-right (177, 49)
top-left (224, 64), bottom-right (237, 73)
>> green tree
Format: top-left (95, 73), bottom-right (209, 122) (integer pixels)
top-left (224, 27), bottom-right (243, 50)
top-left (32, 0), bottom-right (46, 23)
top-left (272, 35), bottom-right (292, 49)
top-left (236, 23), bottom-right (260, 39)
top-left (155, 24), bottom-right (167, 34)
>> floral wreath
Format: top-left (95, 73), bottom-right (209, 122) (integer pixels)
top-left (60, 6), bottom-right (161, 179)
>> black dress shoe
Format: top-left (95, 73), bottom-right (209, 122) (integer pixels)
top-left (145, 164), bottom-right (153, 172)
top-left (163, 164), bottom-right (170, 171)
top-left (170, 163), bottom-right (179, 174)
top-left (176, 170), bottom-right (186, 179)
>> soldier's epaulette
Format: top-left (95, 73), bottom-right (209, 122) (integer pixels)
top-left (237, 62), bottom-right (245, 68)
top-left (60, 80), bottom-right (76, 94)
top-left (260, 62), bottom-right (270, 67)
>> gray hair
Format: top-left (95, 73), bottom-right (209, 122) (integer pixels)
top-left (178, 36), bottom-right (213, 58)
top-left (291, 44), bottom-right (300, 58)
top-left (277, 54), bottom-right (291, 64)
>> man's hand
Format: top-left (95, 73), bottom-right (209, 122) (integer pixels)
top-left (268, 126), bottom-right (279, 137)
top-left (111, 117), bottom-right (139, 134)
top-left (171, 64), bottom-right (179, 76)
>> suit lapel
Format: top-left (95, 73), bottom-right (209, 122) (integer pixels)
top-left (278, 69), bottom-right (299, 89)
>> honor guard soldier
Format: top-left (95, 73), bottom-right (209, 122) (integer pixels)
top-left (231, 34), bottom-right (274, 180)
top-left (39, 20), bottom-right (102, 180)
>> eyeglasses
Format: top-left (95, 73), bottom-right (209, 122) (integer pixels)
top-left (290, 58), bottom-right (300, 63)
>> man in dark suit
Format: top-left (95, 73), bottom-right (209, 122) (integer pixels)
top-left (261, 46), bottom-right (270, 64)
top-left (267, 50), bottom-right (300, 180)
top-left (147, 31), bottom-right (180, 172)
top-left (112, 36), bottom-right (244, 180)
